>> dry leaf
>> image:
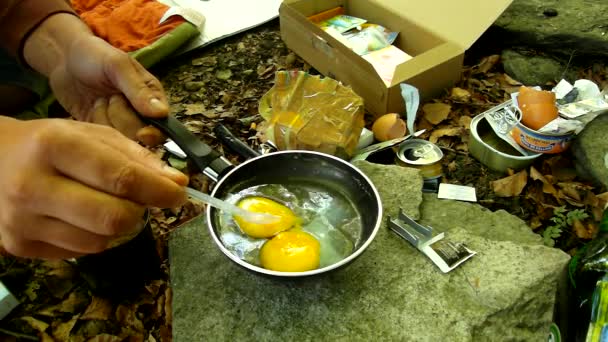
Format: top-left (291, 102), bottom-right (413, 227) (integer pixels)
top-left (21, 316), bottom-right (49, 332)
top-left (572, 219), bottom-right (596, 240)
top-left (455, 143), bottom-right (469, 152)
top-left (558, 182), bottom-right (583, 201)
top-left (502, 73), bottom-right (522, 86)
top-left (530, 166), bottom-right (558, 198)
top-left (597, 192), bottom-right (608, 209)
top-left (116, 304), bottom-right (144, 332)
top-left (477, 55), bottom-right (500, 74)
top-left (450, 87), bottom-right (471, 102)
top-left (491, 169), bottom-right (528, 197)
top-left (448, 161), bottom-right (458, 172)
top-left (530, 216), bottom-right (543, 230)
top-left (164, 287), bottom-right (172, 324)
top-left (40, 332), bottom-right (55, 342)
top-left (202, 110), bottom-right (220, 119)
top-left (87, 334), bottom-right (122, 342)
top-left (183, 103), bottom-right (205, 116)
top-left (155, 294), bottom-right (166, 321)
top-left (38, 291), bottom-right (88, 316)
top-left (422, 103), bottom-right (451, 125)
top-left (458, 115), bottom-right (472, 128)
top-left (81, 297), bottom-right (113, 321)
top-left (429, 127), bottom-right (462, 143)
top-left (416, 118), bottom-right (435, 134)
top-left (52, 315), bottom-right (79, 341)
top-left (159, 325), bottom-right (171, 342)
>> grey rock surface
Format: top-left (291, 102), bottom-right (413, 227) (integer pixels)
top-left (571, 113), bottom-right (608, 189)
top-left (170, 162), bottom-right (570, 341)
top-left (493, 0), bottom-right (608, 58)
top-left (501, 49), bottom-right (577, 86)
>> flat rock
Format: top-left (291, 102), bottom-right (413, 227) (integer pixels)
top-left (492, 0), bottom-right (608, 58)
top-left (501, 49), bottom-right (577, 86)
top-left (571, 113), bottom-right (608, 189)
top-left (169, 162), bottom-right (570, 341)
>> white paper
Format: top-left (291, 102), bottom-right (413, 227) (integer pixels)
top-left (160, 7), bottom-right (206, 28)
top-left (158, 0), bottom-right (282, 54)
top-left (552, 79), bottom-right (573, 100)
top-left (438, 183), bottom-right (477, 202)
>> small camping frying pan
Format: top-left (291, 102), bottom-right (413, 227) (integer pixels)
top-left (141, 115), bottom-right (383, 277)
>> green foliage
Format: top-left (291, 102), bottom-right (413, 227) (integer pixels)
top-left (543, 206), bottom-right (590, 247)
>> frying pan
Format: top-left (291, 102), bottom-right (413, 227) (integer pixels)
top-left (142, 115), bottom-right (383, 277)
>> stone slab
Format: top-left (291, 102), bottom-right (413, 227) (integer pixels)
top-left (170, 162), bottom-right (570, 341)
top-left (492, 0), bottom-right (608, 58)
top-left (571, 113), bottom-right (608, 189)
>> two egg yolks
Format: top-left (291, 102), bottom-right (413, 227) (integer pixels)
top-left (234, 196), bottom-right (320, 272)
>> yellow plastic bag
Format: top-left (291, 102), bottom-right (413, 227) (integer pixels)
top-left (258, 71), bottom-right (365, 159)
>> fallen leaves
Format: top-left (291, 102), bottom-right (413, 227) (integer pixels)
top-left (491, 169), bottom-right (528, 197)
top-left (429, 127), bottom-right (463, 144)
top-left (422, 103), bottom-right (451, 125)
top-left (183, 103), bottom-right (206, 116)
top-left (81, 297), bottom-right (113, 321)
top-left (450, 87), bottom-right (471, 102)
top-left (530, 166), bottom-right (558, 198)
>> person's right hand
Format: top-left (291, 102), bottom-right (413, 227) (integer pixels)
top-left (0, 116), bottom-right (188, 260)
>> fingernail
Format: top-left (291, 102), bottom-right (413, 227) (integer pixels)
top-left (149, 98), bottom-right (168, 113)
top-left (93, 97), bottom-right (107, 109)
top-left (163, 165), bottom-right (185, 178)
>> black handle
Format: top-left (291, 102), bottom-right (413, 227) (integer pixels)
top-left (139, 115), bottom-right (233, 178)
top-left (213, 124), bottom-right (261, 159)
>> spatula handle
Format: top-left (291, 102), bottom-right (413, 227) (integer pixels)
top-left (139, 115), bottom-right (233, 181)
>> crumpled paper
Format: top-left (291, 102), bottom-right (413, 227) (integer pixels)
top-left (258, 71), bottom-right (365, 159)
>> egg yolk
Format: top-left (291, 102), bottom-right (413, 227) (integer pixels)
top-left (259, 230), bottom-right (320, 272)
top-left (234, 196), bottom-right (298, 238)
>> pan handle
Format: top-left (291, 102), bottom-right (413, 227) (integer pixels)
top-left (213, 124), bottom-right (261, 159)
top-left (139, 115), bottom-right (233, 182)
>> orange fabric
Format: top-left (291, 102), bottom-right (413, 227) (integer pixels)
top-left (71, 0), bottom-right (185, 52)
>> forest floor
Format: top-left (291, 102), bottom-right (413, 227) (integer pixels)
top-left (1, 19), bottom-right (607, 342)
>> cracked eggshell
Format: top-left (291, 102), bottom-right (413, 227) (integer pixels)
top-left (371, 113), bottom-right (407, 142)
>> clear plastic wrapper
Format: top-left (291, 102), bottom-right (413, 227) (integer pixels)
top-left (316, 14), bottom-right (366, 33)
top-left (258, 71), bottom-right (365, 159)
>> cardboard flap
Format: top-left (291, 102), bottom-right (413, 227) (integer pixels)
top-left (371, 0), bottom-right (513, 50)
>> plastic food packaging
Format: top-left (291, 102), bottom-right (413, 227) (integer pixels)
top-left (342, 23), bottom-right (398, 55)
top-left (566, 210), bottom-right (608, 341)
top-left (315, 14), bottom-right (366, 34)
top-left (258, 71), bottom-right (365, 159)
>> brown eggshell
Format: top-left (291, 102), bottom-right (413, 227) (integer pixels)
top-left (518, 86), bottom-right (556, 105)
top-left (520, 102), bottom-right (559, 131)
top-left (517, 87), bottom-right (558, 131)
top-left (371, 113), bottom-right (407, 141)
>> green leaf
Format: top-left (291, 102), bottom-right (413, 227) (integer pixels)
top-left (567, 209), bottom-right (589, 225)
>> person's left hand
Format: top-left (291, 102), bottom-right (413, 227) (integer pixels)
top-left (46, 35), bottom-right (167, 146)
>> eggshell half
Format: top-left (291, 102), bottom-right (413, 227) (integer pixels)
top-left (371, 113), bottom-right (407, 141)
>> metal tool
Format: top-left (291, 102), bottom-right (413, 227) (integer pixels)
top-left (387, 208), bottom-right (434, 247)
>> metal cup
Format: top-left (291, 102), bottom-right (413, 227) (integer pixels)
top-left (75, 210), bottom-right (160, 299)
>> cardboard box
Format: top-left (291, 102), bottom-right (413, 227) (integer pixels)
top-left (279, 0), bottom-right (513, 117)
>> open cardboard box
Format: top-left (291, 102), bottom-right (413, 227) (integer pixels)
top-left (279, 0), bottom-right (513, 117)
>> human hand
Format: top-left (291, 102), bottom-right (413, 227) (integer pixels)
top-left (0, 117), bottom-right (188, 259)
top-left (45, 35), bottom-right (168, 146)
